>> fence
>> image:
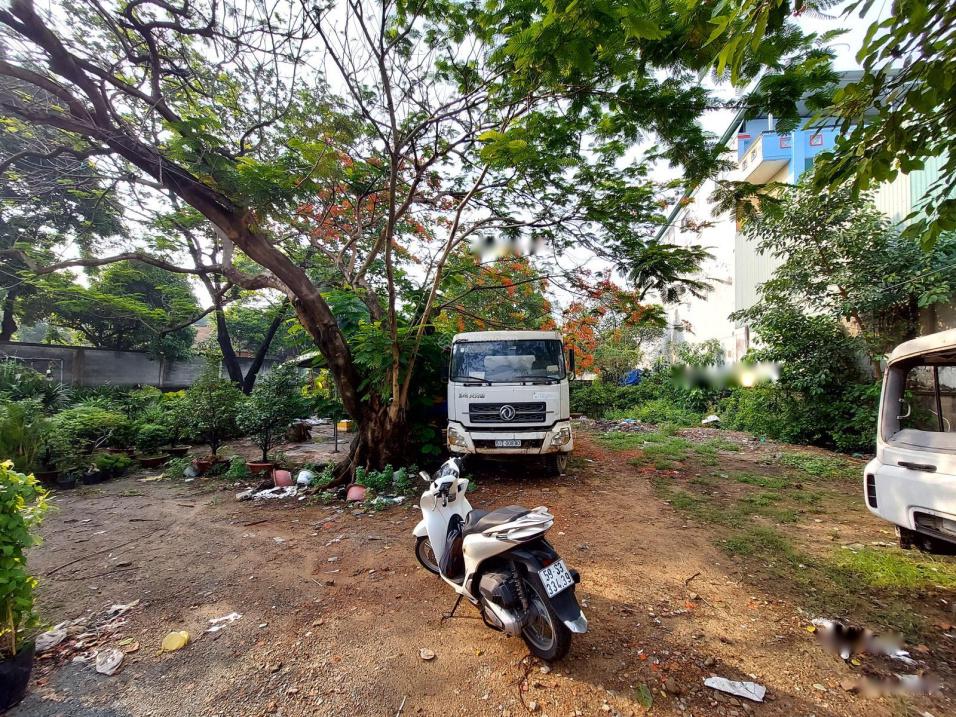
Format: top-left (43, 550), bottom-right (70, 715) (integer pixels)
top-left (0, 341), bottom-right (277, 389)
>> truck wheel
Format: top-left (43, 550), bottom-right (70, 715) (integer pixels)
top-left (546, 453), bottom-right (568, 476)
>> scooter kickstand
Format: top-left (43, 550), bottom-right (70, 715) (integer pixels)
top-left (441, 594), bottom-right (463, 622)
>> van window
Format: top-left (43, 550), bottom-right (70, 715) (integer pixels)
top-left (902, 364), bottom-right (956, 433)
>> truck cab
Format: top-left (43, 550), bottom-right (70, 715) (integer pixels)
top-left (865, 329), bottom-right (956, 552)
top-left (446, 330), bottom-right (573, 474)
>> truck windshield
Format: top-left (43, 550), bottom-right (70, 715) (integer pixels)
top-left (450, 340), bottom-right (565, 383)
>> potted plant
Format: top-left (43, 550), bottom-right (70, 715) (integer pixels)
top-left (0, 461), bottom-right (49, 710)
top-left (93, 452), bottom-right (133, 479)
top-left (134, 423), bottom-right (171, 468)
top-left (236, 365), bottom-right (306, 477)
top-left (161, 393), bottom-right (191, 456)
top-left (179, 366), bottom-right (243, 473)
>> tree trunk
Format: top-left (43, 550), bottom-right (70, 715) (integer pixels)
top-left (241, 302), bottom-right (288, 394)
top-left (0, 289), bottom-right (17, 341)
top-left (215, 308), bottom-right (245, 386)
top-left (331, 397), bottom-right (409, 486)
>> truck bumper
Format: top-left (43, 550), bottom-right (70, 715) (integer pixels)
top-left (447, 420), bottom-right (573, 456)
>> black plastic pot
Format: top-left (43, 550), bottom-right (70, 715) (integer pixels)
top-left (82, 469), bottom-right (106, 485)
top-left (0, 642), bottom-right (34, 711)
top-left (56, 474), bottom-right (78, 489)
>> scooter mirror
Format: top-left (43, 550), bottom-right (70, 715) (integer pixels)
top-left (419, 470), bottom-right (431, 482)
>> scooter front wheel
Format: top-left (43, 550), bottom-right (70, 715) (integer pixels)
top-left (521, 577), bottom-right (572, 661)
top-left (415, 536), bottom-right (440, 574)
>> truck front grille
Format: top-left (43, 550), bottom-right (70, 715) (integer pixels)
top-left (469, 401), bottom-right (547, 424)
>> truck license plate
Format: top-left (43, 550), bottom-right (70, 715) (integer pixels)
top-left (494, 439), bottom-right (522, 447)
top-left (540, 560), bottom-right (574, 597)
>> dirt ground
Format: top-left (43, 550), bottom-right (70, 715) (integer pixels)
top-left (14, 427), bottom-right (956, 717)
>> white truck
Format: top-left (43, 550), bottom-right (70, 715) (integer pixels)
top-left (446, 330), bottom-right (574, 474)
top-left (865, 328), bottom-right (956, 552)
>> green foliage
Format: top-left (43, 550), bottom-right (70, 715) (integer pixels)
top-left (39, 262), bottom-right (200, 360)
top-left (0, 461), bottom-right (49, 657)
top-left (354, 464), bottom-right (410, 496)
top-left (808, 0), bottom-right (956, 247)
top-left (625, 240), bottom-right (714, 304)
top-left (0, 400), bottom-right (48, 474)
top-left (0, 362), bottom-right (70, 412)
top-left (179, 365), bottom-right (244, 456)
top-left (607, 398), bottom-right (701, 427)
top-left (47, 405), bottom-right (132, 461)
top-left (135, 423), bottom-right (172, 455)
top-left (236, 364), bottom-right (307, 461)
top-left (224, 456), bottom-right (251, 480)
top-left (719, 384), bottom-right (802, 444)
top-left (833, 547), bottom-right (956, 591)
top-left (93, 452), bottom-right (133, 476)
top-left (163, 457), bottom-right (191, 480)
top-left (569, 381), bottom-right (645, 418)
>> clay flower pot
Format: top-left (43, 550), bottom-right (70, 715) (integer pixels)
top-left (346, 484), bottom-right (367, 502)
top-left (273, 469), bottom-right (294, 487)
top-left (166, 445), bottom-right (190, 457)
top-left (247, 460), bottom-right (274, 476)
top-left (138, 454), bottom-right (169, 469)
top-left (193, 455), bottom-right (219, 474)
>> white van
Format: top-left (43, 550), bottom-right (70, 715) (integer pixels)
top-left (865, 329), bottom-right (956, 552)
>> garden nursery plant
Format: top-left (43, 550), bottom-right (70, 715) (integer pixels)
top-left (0, 461), bottom-right (49, 710)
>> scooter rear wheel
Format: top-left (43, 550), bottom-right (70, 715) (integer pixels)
top-left (521, 577), bottom-right (572, 661)
top-left (415, 536), bottom-right (440, 574)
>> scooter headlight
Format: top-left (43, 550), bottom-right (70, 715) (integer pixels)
top-left (551, 426), bottom-right (572, 447)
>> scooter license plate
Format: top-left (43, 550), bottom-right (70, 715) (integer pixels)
top-left (494, 439), bottom-right (522, 448)
top-left (539, 560), bottom-right (574, 598)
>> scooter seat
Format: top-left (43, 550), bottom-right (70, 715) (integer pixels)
top-left (463, 506), bottom-right (530, 536)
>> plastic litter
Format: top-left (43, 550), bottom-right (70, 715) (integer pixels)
top-left (704, 676), bottom-right (766, 702)
top-left (35, 623), bottom-right (69, 652)
top-left (206, 612), bottom-right (242, 633)
top-left (296, 469), bottom-right (316, 487)
top-left (702, 415), bottom-right (720, 425)
top-left (95, 648), bottom-right (125, 675)
top-left (161, 630), bottom-right (190, 652)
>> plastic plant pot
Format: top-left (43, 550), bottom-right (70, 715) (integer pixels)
top-left (0, 642), bottom-right (35, 710)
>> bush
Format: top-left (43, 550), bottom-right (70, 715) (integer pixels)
top-left (0, 400), bottom-right (49, 474)
top-left (236, 364), bottom-right (307, 462)
top-left (355, 464), bottom-right (409, 496)
top-left (0, 362), bottom-right (70, 412)
top-left (135, 423), bottom-right (172, 455)
top-left (93, 451), bottom-right (133, 476)
top-left (0, 461), bottom-right (49, 658)
top-left (47, 405), bottom-right (132, 460)
top-left (179, 366), bottom-right (244, 456)
top-left (607, 398), bottom-right (701, 427)
top-left (569, 381), bottom-right (645, 418)
top-left (719, 385), bottom-right (802, 443)
top-left (224, 455), bottom-right (251, 480)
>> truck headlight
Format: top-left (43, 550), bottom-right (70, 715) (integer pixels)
top-left (551, 426), bottom-right (572, 447)
top-left (447, 427), bottom-right (465, 447)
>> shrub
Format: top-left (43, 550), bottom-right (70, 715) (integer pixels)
top-left (569, 381), bottom-right (645, 418)
top-left (0, 461), bottom-right (49, 658)
top-left (135, 423), bottom-right (172, 455)
top-left (224, 455), bottom-right (251, 480)
top-left (355, 464), bottom-right (409, 496)
top-left (0, 400), bottom-right (49, 474)
top-left (719, 385), bottom-right (802, 443)
top-left (607, 398), bottom-right (701, 427)
top-left (236, 364), bottom-right (306, 462)
top-left (47, 405), bottom-right (132, 458)
top-left (0, 362), bottom-right (70, 412)
top-left (179, 366), bottom-right (243, 456)
top-left (93, 452), bottom-right (133, 476)
top-left (163, 457), bottom-right (191, 480)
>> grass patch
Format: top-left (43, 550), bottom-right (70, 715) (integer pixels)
top-left (833, 547), bottom-right (956, 590)
top-left (779, 452), bottom-right (857, 480)
top-left (722, 526), bottom-right (794, 557)
top-left (601, 430), bottom-right (691, 469)
top-left (733, 472), bottom-right (788, 489)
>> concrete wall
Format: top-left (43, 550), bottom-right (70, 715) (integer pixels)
top-left (0, 341), bottom-right (277, 389)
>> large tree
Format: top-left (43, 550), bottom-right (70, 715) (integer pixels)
top-left (0, 0), bottom-right (830, 478)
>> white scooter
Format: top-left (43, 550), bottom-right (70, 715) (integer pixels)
top-left (412, 457), bottom-right (587, 660)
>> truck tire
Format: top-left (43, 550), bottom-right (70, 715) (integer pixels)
top-left (546, 453), bottom-right (568, 476)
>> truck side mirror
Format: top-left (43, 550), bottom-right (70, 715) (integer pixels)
top-left (568, 348), bottom-right (576, 378)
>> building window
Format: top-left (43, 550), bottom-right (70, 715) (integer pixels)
top-left (809, 133), bottom-right (824, 147)
top-left (778, 134), bottom-right (791, 149)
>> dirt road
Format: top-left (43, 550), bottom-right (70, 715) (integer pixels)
top-left (15, 429), bottom-right (955, 717)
